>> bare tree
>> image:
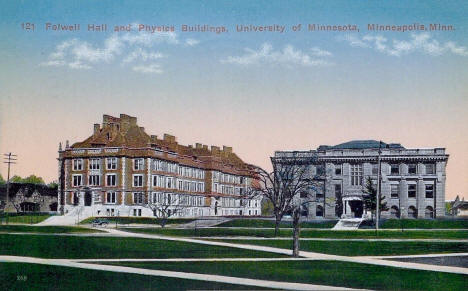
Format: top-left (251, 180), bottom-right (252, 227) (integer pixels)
top-left (147, 192), bottom-right (188, 228)
top-left (245, 155), bottom-right (323, 237)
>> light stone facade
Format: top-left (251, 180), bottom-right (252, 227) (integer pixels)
top-left (274, 140), bottom-right (448, 219)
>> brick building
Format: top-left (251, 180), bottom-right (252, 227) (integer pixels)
top-left (274, 140), bottom-right (448, 220)
top-left (58, 114), bottom-right (261, 218)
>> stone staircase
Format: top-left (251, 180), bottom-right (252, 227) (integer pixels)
top-left (332, 217), bottom-right (364, 230)
top-left (37, 206), bottom-right (94, 226)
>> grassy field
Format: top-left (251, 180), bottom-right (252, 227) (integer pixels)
top-left (101, 260), bottom-right (468, 291)
top-left (0, 214), bottom-right (52, 224)
top-left (122, 227), bottom-right (468, 239)
top-left (0, 225), bottom-right (101, 233)
top-left (80, 216), bottom-right (195, 225)
top-left (212, 239), bottom-right (468, 256)
top-left (380, 218), bottom-right (468, 229)
top-left (0, 234), bottom-right (285, 259)
top-left (0, 263), bottom-right (262, 291)
top-left (217, 218), bottom-right (338, 228)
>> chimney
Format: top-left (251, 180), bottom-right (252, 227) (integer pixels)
top-left (211, 146), bottom-right (220, 154)
top-left (59, 142), bottom-right (62, 151)
top-left (94, 124), bottom-right (100, 134)
top-left (163, 134), bottom-right (176, 143)
top-left (195, 143), bottom-right (203, 149)
top-left (202, 145), bottom-right (208, 150)
top-left (223, 146), bottom-right (232, 153)
top-left (66, 140), bottom-right (70, 149)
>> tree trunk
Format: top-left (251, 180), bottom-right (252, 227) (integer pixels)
top-left (292, 208), bottom-right (301, 257)
top-left (274, 218), bottom-right (280, 237)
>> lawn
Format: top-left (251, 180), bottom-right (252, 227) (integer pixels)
top-left (380, 218), bottom-right (468, 229)
top-left (100, 260), bottom-right (468, 291)
top-left (212, 239), bottom-right (468, 256)
top-left (0, 225), bottom-right (101, 233)
top-left (122, 227), bottom-right (468, 239)
top-left (0, 234), bottom-right (286, 259)
top-left (0, 214), bottom-right (52, 224)
top-left (80, 216), bottom-right (195, 225)
top-left (0, 263), bottom-right (261, 291)
top-left (217, 218), bottom-right (338, 228)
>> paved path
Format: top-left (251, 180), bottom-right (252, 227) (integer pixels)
top-left (194, 236), bottom-right (468, 242)
top-left (0, 256), bottom-right (362, 291)
top-left (104, 228), bottom-right (468, 275)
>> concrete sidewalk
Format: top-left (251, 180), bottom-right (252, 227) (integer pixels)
top-left (0, 256), bottom-right (363, 291)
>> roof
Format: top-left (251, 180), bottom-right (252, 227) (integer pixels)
top-left (0, 183), bottom-right (57, 200)
top-left (68, 114), bottom-right (251, 173)
top-left (318, 140), bottom-right (405, 150)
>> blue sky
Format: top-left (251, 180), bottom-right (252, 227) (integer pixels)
top-left (1, 0), bottom-right (467, 199)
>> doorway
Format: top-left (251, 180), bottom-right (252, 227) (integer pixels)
top-left (84, 191), bottom-right (92, 206)
top-left (349, 200), bottom-right (363, 218)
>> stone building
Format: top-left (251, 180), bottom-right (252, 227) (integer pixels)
top-left (274, 140), bottom-right (448, 219)
top-left (57, 114), bottom-right (261, 218)
top-left (0, 183), bottom-right (58, 213)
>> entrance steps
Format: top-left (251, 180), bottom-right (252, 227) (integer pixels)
top-left (37, 206), bottom-right (94, 226)
top-left (332, 217), bottom-right (364, 230)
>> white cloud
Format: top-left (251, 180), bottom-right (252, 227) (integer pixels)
top-left (310, 47), bottom-right (332, 57)
top-left (41, 29), bottom-right (184, 73)
top-left (185, 38), bottom-right (200, 46)
top-left (123, 48), bottom-right (165, 63)
top-left (221, 43), bottom-right (333, 67)
top-left (340, 33), bottom-right (468, 57)
top-left (132, 64), bottom-right (163, 74)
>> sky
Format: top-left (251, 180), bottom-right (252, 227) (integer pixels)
top-left (0, 0), bottom-right (467, 200)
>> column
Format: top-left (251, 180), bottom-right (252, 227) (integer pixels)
top-left (399, 179), bottom-right (408, 218)
top-left (121, 157), bottom-right (126, 205)
top-left (417, 178), bottom-right (425, 218)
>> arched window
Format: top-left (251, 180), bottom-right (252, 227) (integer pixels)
top-left (316, 205), bottom-right (324, 217)
top-left (390, 206), bottom-right (400, 218)
top-left (301, 204), bottom-right (309, 217)
top-left (408, 206), bottom-right (417, 219)
top-left (425, 206), bottom-right (434, 219)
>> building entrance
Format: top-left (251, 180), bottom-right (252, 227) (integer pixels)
top-left (84, 191), bottom-right (92, 206)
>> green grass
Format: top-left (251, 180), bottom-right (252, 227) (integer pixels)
top-left (0, 225), bottom-right (100, 233)
top-left (80, 216), bottom-right (195, 225)
top-left (0, 234), bottom-right (286, 259)
top-left (381, 219), bottom-right (468, 229)
top-left (213, 239), bottom-right (468, 256)
top-left (217, 218), bottom-right (338, 228)
top-left (0, 263), bottom-right (262, 291)
top-left (122, 227), bottom-right (468, 239)
top-left (101, 260), bottom-right (468, 291)
top-left (0, 214), bottom-right (52, 224)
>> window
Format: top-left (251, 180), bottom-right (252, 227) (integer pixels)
top-left (408, 163), bottom-right (417, 175)
top-left (72, 175), bottom-right (82, 187)
top-left (166, 177), bottom-right (173, 189)
top-left (408, 206), bottom-right (417, 218)
top-left (391, 184), bottom-right (399, 198)
top-left (88, 175), bottom-right (100, 186)
top-left (390, 164), bottom-right (399, 175)
top-left (390, 206), bottom-right (400, 218)
top-left (73, 159), bottom-right (83, 171)
top-left (106, 174), bottom-right (116, 186)
top-left (425, 184), bottom-right (434, 198)
top-left (316, 165), bottom-right (325, 176)
top-left (425, 163), bottom-right (435, 175)
top-left (300, 191), bottom-right (308, 198)
top-left (133, 208), bottom-right (142, 216)
top-left (89, 158), bottom-right (100, 170)
top-left (425, 206), bottom-right (434, 219)
top-left (106, 192), bottom-right (116, 204)
top-left (133, 192), bottom-right (144, 204)
top-left (408, 184), bottom-right (417, 198)
top-left (107, 157), bottom-right (117, 170)
top-left (133, 175), bottom-right (143, 187)
top-left (335, 164), bottom-right (342, 176)
top-left (134, 158), bottom-right (144, 170)
top-left (350, 164), bottom-right (363, 186)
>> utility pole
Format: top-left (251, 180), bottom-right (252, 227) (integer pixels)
top-left (3, 153), bottom-right (17, 212)
top-left (376, 142), bottom-right (382, 231)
